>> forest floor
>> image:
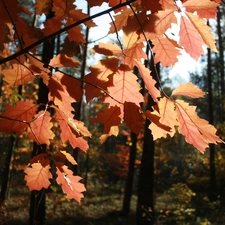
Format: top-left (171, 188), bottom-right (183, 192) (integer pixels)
top-left (0, 172), bottom-right (137, 225)
top-left (1, 172), bottom-right (225, 225)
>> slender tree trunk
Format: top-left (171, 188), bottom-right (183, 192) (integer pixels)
top-left (122, 131), bottom-right (137, 215)
top-left (217, 7), bottom-right (225, 120)
top-left (207, 45), bottom-right (217, 201)
top-left (136, 46), bottom-right (158, 224)
top-left (0, 136), bottom-right (15, 206)
top-left (29, 9), bottom-right (55, 224)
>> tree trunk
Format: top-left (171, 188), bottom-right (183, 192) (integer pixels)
top-left (29, 10), bottom-right (55, 224)
top-left (122, 131), bottom-right (137, 215)
top-left (0, 136), bottom-right (15, 206)
top-left (207, 44), bottom-right (217, 201)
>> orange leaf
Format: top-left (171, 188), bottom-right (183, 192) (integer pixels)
top-left (83, 58), bottom-right (119, 102)
top-left (24, 162), bottom-right (52, 191)
top-left (103, 64), bottom-right (143, 107)
top-left (179, 15), bottom-right (204, 61)
top-left (48, 72), bottom-right (77, 115)
top-left (172, 82), bottom-right (206, 98)
top-left (90, 106), bottom-right (121, 136)
top-left (67, 18), bottom-right (85, 43)
top-left (28, 111), bottom-right (55, 145)
top-left (56, 165), bottom-right (86, 202)
top-left (55, 150), bottom-right (77, 165)
top-left (49, 53), bottom-right (79, 68)
top-left (183, 0), bottom-right (219, 19)
top-left (146, 110), bottom-right (172, 140)
top-left (175, 100), bottom-right (222, 152)
top-left (55, 107), bottom-right (90, 152)
top-left (135, 60), bottom-right (161, 103)
top-left (124, 102), bottom-right (144, 135)
top-left (144, 9), bottom-right (177, 39)
top-left (186, 12), bottom-right (217, 52)
top-left (152, 35), bottom-right (181, 67)
top-left (2, 62), bottom-right (35, 86)
top-left (0, 100), bottom-right (38, 135)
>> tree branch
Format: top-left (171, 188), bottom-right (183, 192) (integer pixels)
top-left (0, 0), bottom-right (136, 65)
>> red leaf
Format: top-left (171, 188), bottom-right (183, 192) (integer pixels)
top-left (0, 100), bottom-right (38, 135)
top-left (90, 106), bottom-right (121, 136)
top-left (124, 102), bottom-right (144, 135)
top-left (172, 82), bottom-right (206, 98)
top-left (28, 110), bottom-right (55, 145)
top-left (49, 54), bottom-right (79, 68)
top-left (24, 162), bottom-right (52, 191)
top-left (55, 107), bottom-right (90, 152)
top-left (152, 35), bottom-right (181, 67)
top-left (103, 64), bottom-right (143, 107)
top-left (135, 60), bottom-right (161, 103)
top-left (56, 165), bottom-right (86, 202)
top-left (179, 15), bottom-right (204, 61)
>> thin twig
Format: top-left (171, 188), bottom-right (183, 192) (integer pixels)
top-left (128, 3), bottom-right (169, 98)
top-left (26, 52), bottom-right (123, 104)
top-left (0, 0), bottom-right (136, 65)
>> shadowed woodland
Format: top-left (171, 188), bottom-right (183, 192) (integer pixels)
top-left (1, 0), bottom-right (225, 225)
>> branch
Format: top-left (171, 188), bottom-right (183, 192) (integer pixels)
top-left (0, 0), bottom-right (136, 65)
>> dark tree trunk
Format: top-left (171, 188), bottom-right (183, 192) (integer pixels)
top-left (136, 98), bottom-right (155, 225)
top-left (29, 10), bottom-right (55, 225)
top-left (0, 136), bottom-right (15, 206)
top-left (122, 131), bottom-right (137, 215)
top-left (217, 7), bottom-right (225, 120)
top-left (207, 45), bottom-right (217, 201)
top-left (136, 46), bottom-right (158, 224)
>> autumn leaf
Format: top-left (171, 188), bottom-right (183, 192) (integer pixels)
top-left (175, 100), bottom-right (222, 152)
top-left (2, 62), bottom-right (35, 86)
top-left (0, 100), bottom-right (38, 135)
top-left (90, 106), bottom-right (121, 138)
top-left (148, 97), bottom-right (177, 139)
top-left (49, 53), bottom-right (79, 68)
top-left (55, 150), bottom-right (77, 165)
top-left (56, 165), bottom-right (86, 202)
top-left (103, 64), bottom-right (144, 107)
top-left (124, 102), bottom-right (144, 135)
top-left (183, 0), bottom-right (219, 19)
top-left (24, 162), bottom-right (52, 191)
top-left (179, 15), bottom-right (204, 61)
top-left (144, 9), bottom-right (177, 40)
top-left (55, 107), bottom-right (90, 152)
top-left (152, 35), bottom-right (181, 67)
top-left (83, 58), bottom-right (119, 102)
top-left (135, 60), bottom-right (161, 102)
top-left (186, 12), bottom-right (217, 52)
top-left (28, 110), bottom-right (55, 145)
top-left (172, 82), bottom-right (206, 98)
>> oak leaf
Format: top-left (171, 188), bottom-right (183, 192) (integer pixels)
top-left (55, 107), bottom-right (90, 152)
top-left (55, 151), bottom-right (77, 165)
top-left (172, 82), bottom-right (206, 98)
top-left (179, 15), bottom-right (204, 61)
top-left (0, 100), bottom-right (38, 135)
top-left (135, 60), bottom-right (161, 103)
top-left (175, 100), bottom-right (222, 152)
top-left (152, 35), bottom-right (181, 67)
top-left (56, 165), bottom-right (86, 202)
top-left (124, 102), bottom-right (144, 135)
top-left (103, 64), bottom-right (143, 107)
top-left (186, 12), bottom-right (217, 52)
top-left (90, 106), bottom-right (121, 138)
top-left (2, 62), bottom-right (35, 86)
top-left (183, 0), bottom-right (219, 19)
top-left (28, 110), bottom-right (55, 145)
top-left (49, 54), bottom-right (79, 68)
top-left (24, 162), bottom-right (52, 191)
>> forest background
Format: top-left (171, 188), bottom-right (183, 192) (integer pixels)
top-left (0, 0), bottom-right (225, 225)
